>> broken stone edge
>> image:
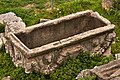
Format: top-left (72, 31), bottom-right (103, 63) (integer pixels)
top-left (76, 59), bottom-right (120, 80)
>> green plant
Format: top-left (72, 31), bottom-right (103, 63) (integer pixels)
top-left (0, 23), bottom-right (5, 33)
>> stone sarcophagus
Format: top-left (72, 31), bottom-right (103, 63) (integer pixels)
top-left (0, 10), bottom-right (115, 74)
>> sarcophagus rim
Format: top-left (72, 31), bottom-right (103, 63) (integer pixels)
top-left (9, 10), bottom-right (115, 58)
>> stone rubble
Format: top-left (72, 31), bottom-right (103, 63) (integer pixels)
top-left (0, 12), bottom-right (26, 53)
top-left (102, 0), bottom-right (113, 11)
top-left (2, 76), bottom-right (10, 80)
top-left (76, 59), bottom-right (120, 80)
top-left (76, 69), bottom-right (92, 79)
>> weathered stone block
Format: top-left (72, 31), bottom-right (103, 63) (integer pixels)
top-left (76, 59), bottom-right (120, 80)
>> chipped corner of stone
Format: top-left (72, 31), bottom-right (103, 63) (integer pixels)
top-left (76, 69), bottom-right (92, 80)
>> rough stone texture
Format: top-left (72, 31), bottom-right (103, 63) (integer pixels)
top-left (0, 33), bottom-right (4, 49)
top-left (40, 18), bottom-right (51, 23)
top-left (115, 53), bottom-right (120, 60)
top-left (102, 0), bottom-right (113, 11)
top-left (0, 10), bottom-right (115, 74)
top-left (76, 59), bottom-right (120, 80)
top-left (2, 76), bottom-right (10, 80)
top-left (0, 12), bottom-right (25, 34)
top-left (0, 12), bottom-right (26, 53)
top-left (76, 69), bottom-right (92, 79)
